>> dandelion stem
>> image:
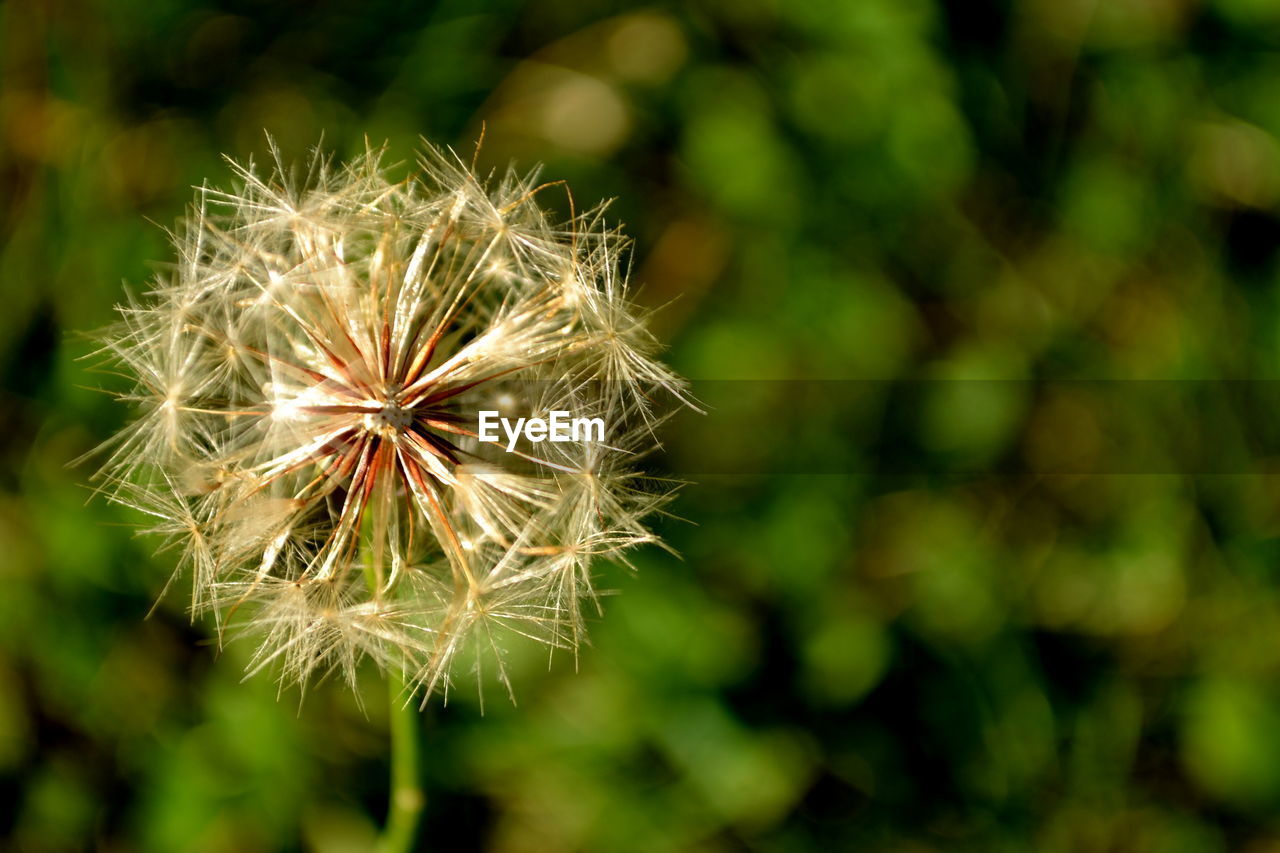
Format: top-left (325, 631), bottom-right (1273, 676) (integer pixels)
top-left (376, 670), bottom-right (425, 853)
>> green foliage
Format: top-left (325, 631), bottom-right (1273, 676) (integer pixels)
top-left (5, 0), bottom-right (1280, 850)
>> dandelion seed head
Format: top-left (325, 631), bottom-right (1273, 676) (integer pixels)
top-left (88, 137), bottom-right (687, 704)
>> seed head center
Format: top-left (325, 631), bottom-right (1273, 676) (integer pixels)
top-left (364, 400), bottom-right (412, 436)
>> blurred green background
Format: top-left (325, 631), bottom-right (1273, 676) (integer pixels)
top-left (6, 0), bottom-right (1280, 850)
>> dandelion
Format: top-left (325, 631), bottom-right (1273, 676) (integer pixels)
top-left (87, 138), bottom-right (687, 709)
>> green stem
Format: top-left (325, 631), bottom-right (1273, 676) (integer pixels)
top-left (375, 671), bottom-right (424, 853)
